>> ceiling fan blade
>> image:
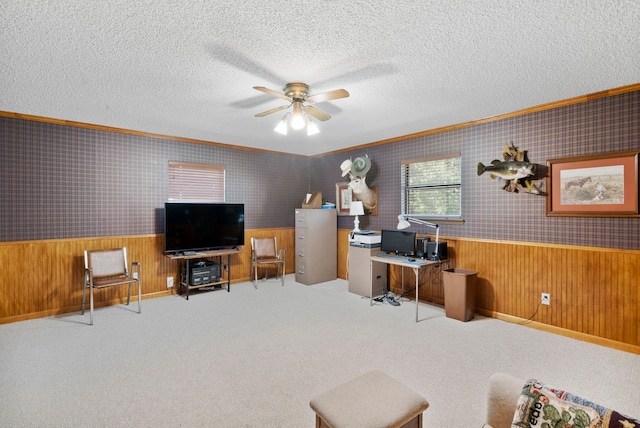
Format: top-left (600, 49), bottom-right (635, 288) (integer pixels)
top-left (254, 104), bottom-right (289, 117)
top-left (306, 89), bottom-right (349, 103)
top-left (253, 86), bottom-right (292, 102)
top-left (305, 105), bottom-right (331, 121)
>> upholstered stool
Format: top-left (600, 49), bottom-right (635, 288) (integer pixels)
top-left (309, 370), bottom-right (429, 428)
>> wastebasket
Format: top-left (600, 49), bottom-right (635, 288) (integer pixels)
top-left (443, 268), bottom-right (477, 322)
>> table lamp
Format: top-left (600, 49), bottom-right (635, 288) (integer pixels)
top-left (350, 201), bottom-right (365, 232)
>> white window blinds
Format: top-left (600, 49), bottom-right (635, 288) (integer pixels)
top-left (168, 161), bottom-right (225, 201)
top-left (401, 153), bottom-right (461, 219)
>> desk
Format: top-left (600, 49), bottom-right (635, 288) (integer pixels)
top-left (165, 249), bottom-right (243, 300)
top-left (369, 254), bottom-right (439, 322)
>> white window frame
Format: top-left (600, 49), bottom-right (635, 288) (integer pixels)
top-left (401, 153), bottom-right (462, 221)
top-left (168, 161), bottom-right (225, 201)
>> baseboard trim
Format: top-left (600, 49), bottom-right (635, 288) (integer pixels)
top-left (477, 308), bottom-right (640, 355)
top-left (0, 290), bottom-right (173, 325)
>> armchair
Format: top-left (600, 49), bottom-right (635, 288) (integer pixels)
top-left (82, 247), bottom-right (141, 325)
top-left (250, 237), bottom-right (286, 288)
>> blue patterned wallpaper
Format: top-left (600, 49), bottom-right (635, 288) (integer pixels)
top-left (0, 118), bottom-right (309, 241)
top-left (1, 90), bottom-right (638, 249)
top-left (312, 90), bottom-right (640, 250)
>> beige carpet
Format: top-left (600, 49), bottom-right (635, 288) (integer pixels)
top-left (1, 276), bottom-right (639, 427)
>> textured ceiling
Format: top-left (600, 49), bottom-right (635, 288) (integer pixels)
top-left (2, 1), bottom-right (639, 156)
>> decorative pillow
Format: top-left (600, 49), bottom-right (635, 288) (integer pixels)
top-left (511, 378), bottom-right (640, 428)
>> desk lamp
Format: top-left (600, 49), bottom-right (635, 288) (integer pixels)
top-left (397, 215), bottom-right (440, 258)
top-left (350, 201), bottom-right (365, 232)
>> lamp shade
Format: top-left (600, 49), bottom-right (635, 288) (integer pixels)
top-left (397, 214), bottom-right (411, 229)
top-left (290, 102), bottom-right (305, 130)
top-left (274, 113), bottom-right (289, 135)
top-left (349, 201), bottom-right (364, 216)
top-left (307, 116), bottom-right (320, 135)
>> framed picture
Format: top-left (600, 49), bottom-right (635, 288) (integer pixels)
top-left (335, 182), bottom-right (355, 216)
top-left (546, 150), bottom-right (639, 217)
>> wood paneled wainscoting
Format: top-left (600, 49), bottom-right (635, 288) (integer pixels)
top-left (3, 230), bottom-right (638, 354)
top-left (454, 238), bottom-right (639, 354)
top-left (337, 229), bottom-right (640, 354)
top-left (0, 228), bottom-right (295, 324)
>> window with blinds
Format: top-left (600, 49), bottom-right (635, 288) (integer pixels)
top-left (401, 153), bottom-right (461, 219)
top-left (168, 161), bottom-right (225, 201)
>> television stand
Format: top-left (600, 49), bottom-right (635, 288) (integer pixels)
top-left (165, 249), bottom-right (243, 300)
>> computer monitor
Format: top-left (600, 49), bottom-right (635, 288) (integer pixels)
top-left (380, 230), bottom-right (416, 256)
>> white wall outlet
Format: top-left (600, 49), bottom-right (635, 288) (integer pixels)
top-left (166, 277), bottom-right (174, 288)
top-left (541, 293), bottom-right (550, 305)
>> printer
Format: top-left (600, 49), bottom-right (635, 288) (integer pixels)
top-left (349, 230), bottom-right (382, 248)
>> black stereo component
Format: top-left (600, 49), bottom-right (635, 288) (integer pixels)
top-left (426, 242), bottom-right (448, 261)
top-left (416, 237), bottom-right (430, 259)
top-left (183, 260), bottom-right (221, 285)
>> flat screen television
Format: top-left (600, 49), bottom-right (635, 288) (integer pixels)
top-left (164, 202), bottom-right (245, 254)
top-left (380, 229), bottom-right (416, 256)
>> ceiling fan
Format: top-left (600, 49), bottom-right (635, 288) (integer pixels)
top-left (253, 82), bottom-right (349, 135)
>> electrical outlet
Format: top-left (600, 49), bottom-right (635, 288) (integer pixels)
top-left (166, 277), bottom-right (174, 288)
top-left (541, 293), bottom-right (550, 305)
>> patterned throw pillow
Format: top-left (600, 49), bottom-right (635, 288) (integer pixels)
top-left (511, 378), bottom-right (640, 428)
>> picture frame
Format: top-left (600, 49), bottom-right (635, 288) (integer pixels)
top-left (335, 182), bottom-right (355, 216)
top-left (336, 182), bottom-right (379, 216)
top-left (546, 150), bottom-right (639, 217)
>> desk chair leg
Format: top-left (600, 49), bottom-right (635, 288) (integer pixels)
top-left (252, 263), bottom-right (258, 289)
top-left (89, 285), bottom-right (94, 326)
top-left (81, 283), bottom-right (87, 315)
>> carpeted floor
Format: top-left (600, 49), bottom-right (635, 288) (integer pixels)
top-left (1, 276), bottom-right (639, 427)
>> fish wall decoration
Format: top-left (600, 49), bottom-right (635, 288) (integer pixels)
top-left (477, 144), bottom-right (541, 194)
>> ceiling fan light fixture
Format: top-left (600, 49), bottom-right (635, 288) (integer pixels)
top-left (290, 102), bottom-right (306, 130)
top-left (255, 82), bottom-right (349, 136)
top-left (307, 116), bottom-right (320, 136)
top-left (274, 113), bottom-right (289, 135)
